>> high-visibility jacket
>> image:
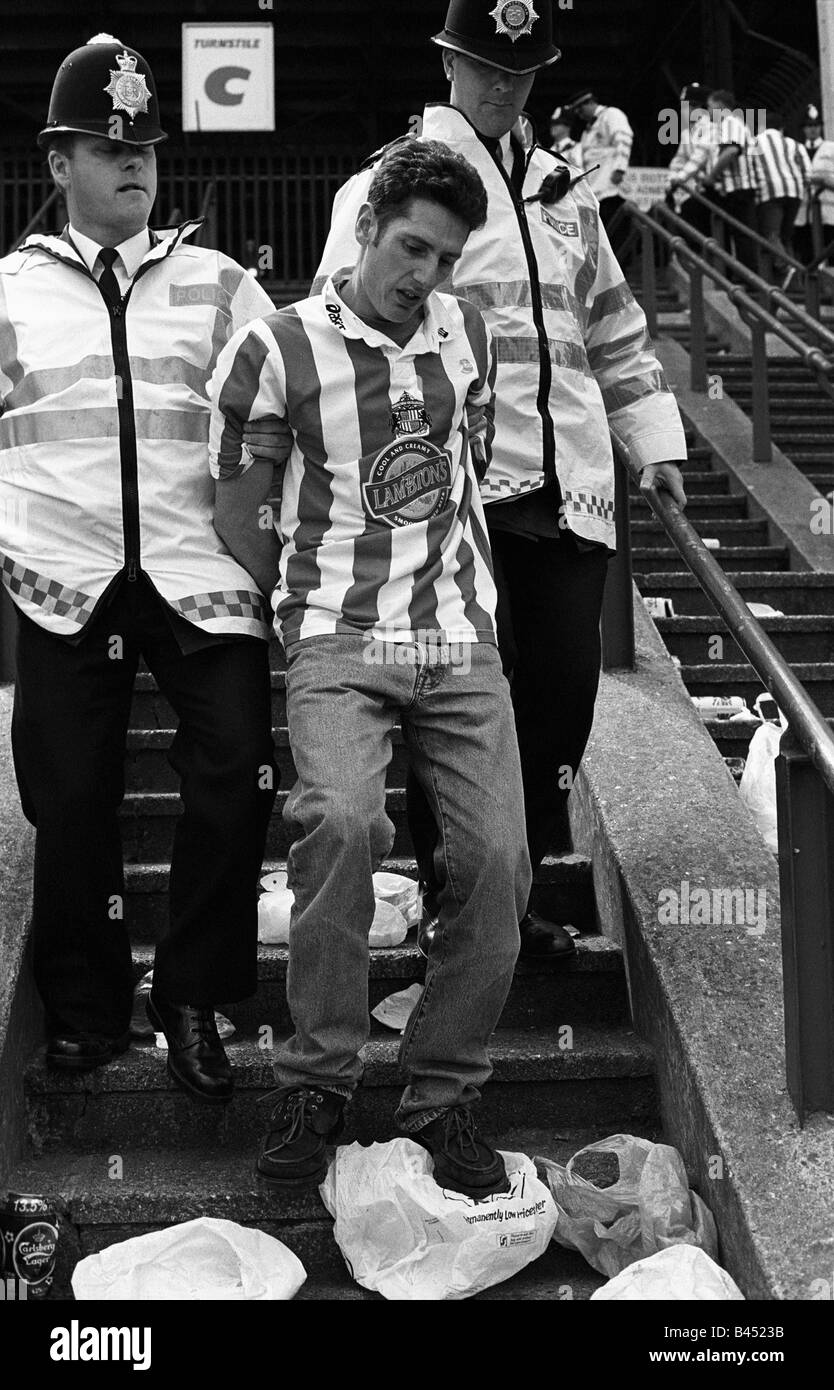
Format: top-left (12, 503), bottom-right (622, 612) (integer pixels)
top-left (578, 104), bottom-right (634, 201)
top-left (313, 104), bottom-right (686, 549)
top-left (0, 222), bottom-right (275, 639)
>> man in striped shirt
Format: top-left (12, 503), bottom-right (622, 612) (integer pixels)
top-left (701, 90), bottom-right (757, 273)
top-left (209, 140), bottom-right (531, 1199)
top-left (749, 113), bottom-right (812, 277)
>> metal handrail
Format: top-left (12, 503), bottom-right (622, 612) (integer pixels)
top-left (683, 184), bottom-right (834, 305)
top-left (651, 200), bottom-right (834, 357)
top-left (9, 187), bottom-right (61, 254)
top-left (624, 466), bottom-right (834, 799)
top-left (608, 204), bottom-right (834, 1116)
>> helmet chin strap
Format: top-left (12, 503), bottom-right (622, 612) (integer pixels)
top-left (524, 164), bottom-right (600, 206)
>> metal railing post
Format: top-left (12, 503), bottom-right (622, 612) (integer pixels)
top-left (804, 268), bottom-right (821, 321)
top-left (749, 319), bottom-right (772, 462)
top-left (601, 453), bottom-right (635, 671)
top-left (688, 265), bottom-right (707, 392)
top-left (776, 733), bottom-right (834, 1121)
top-left (641, 222), bottom-right (658, 338)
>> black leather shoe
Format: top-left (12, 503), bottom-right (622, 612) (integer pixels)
top-left (519, 911), bottom-right (577, 959)
top-left (410, 1107), bottom-right (510, 1199)
top-left (256, 1086), bottom-right (347, 1187)
top-left (416, 888), bottom-right (440, 958)
top-left (146, 992), bottom-right (233, 1103)
top-left (46, 1032), bottom-right (130, 1072)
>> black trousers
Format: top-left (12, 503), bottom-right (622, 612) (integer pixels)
top-left (11, 578), bottom-right (277, 1036)
top-left (407, 529), bottom-right (609, 908)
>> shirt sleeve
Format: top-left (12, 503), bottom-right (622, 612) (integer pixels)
top-left (208, 319), bottom-right (293, 482)
top-left (606, 108), bottom-right (634, 172)
top-left (581, 207), bottom-right (687, 468)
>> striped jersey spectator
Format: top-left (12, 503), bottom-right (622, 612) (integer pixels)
top-left (749, 115), bottom-right (811, 275)
top-left (701, 91), bottom-right (757, 273)
top-left (666, 84), bottom-right (715, 236)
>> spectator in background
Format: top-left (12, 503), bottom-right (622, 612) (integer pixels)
top-left (748, 112), bottom-right (811, 279)
top-left (807, 138), bottom-right (834, 265)
top-left (666, 82), bottom-right (714, 237)
top-left (549, 104), bottom-right (579, 164)
top-left (564, 89), bottom-right (633, 256)
top-left (700, 88), bottom-right (757, 273)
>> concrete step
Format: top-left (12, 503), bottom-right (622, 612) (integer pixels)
top-left (704, 713), bottom-right (834, 758)
top-left (636, 571), bottom-right (834, 615)
top-left (631, 518), bottom-right (768, 548)
top-left (682, 662), bottom-right (834, 713)
top-left (119, 787), bottom-right (420, 859)
top-left (10, 1121), bottom-right (659, 1299)
top-left (25, 1024), bottom-right (657, 1154)
top-left (124, 851), bottom-right (597, 941)
top-left (632, 546), bottom-right (789, 574)
top-left (630, 470), bottom-right (729, 496)
top-left (126, 930), bottom-right (629, 1034)
top-left (124, 725), bottom-right (410, 792)
top-left (654, 614), bottom-right (834, 663)
top-left (804, 473), bottom-right (834, 491)
top-left (629, 494), bottom-right (748, 519)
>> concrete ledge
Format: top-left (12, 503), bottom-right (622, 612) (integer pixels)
top-left (571, 595), bottom-right (834, 1299)
top-left (0, 684), bottom-right (38, 1186)
top-left (657, 336), bottom-right (834, 574)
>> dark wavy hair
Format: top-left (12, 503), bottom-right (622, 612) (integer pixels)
top-left (367, 138), bottom-right (488, 236)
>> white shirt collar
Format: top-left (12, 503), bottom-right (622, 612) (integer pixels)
top-left (322, 273), bottom-right (455, 354)
top-left (68, 225), bottom-right (152, 280)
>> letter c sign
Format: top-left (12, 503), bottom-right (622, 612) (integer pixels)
top-left (205, 66), bottom-right (250, 106)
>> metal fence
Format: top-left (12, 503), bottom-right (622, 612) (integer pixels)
top-left (2, 145), bottom-right (361, 281)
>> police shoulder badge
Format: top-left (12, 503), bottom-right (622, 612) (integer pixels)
top-left (390, 391), bottom-right (431, 438)
top-left (490, 1), bottom-right (539, 42)
top-left (104, 51), bottom-right (151, 123)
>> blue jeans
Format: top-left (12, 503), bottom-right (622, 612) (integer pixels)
top-left (274, 635), bottom-right (531, 1126)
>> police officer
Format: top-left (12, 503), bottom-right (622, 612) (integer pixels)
top-left (0, 36), bottom-right (277, 1094)
top-left (563, 87), bottom-right (634, 256)
top-left (313, 0), bottom-right (687, 960)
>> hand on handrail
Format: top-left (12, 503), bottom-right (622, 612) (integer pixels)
top-left (639, 461), bottom-right (688, 510)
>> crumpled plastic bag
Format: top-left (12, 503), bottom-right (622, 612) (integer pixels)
top-left (370, 983), bottom-right (423, 1032)
top-left (738, 707), bottom-right (787, 853)
top-left (372, 871), bottom-right (421, 929)
top-left (258, 878), bottom-right (409, 947)
top-left (320, 1139), bottom-right (557, 1301)
top-left (591, 1244), bottom-right (745, 1300)
top-left (536, 1134), bottom-right (717, 1280)
top-left (71, 1217), bottom-right (306, 1301)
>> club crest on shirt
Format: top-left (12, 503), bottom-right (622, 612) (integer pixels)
top-left (491, 1), bottom-right (538, 41)
top-left (390, 391), bottom-right (432, 437)
top-left (363, 438), bottom-right (452, 528)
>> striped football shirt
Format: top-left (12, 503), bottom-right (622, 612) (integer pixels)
top-left (209, 276), bottom-right (498, 653)
top-left (712, 111), bottom-right (754, 193)
top-left (749, 129), bottom-right (812, 202)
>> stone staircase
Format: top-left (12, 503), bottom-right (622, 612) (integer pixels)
top-left (630, 426), bottom-right (834, 786)
top-left (6, 632), bottom-right (662, 1300)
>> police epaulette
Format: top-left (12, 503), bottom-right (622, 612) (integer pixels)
top-left (358, 133), bottom-right (414, 173)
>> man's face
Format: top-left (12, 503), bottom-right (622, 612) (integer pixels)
top-left (445, 51), bottom-right (536, 139)
top-left (574, 99), bottom-right (597, 125)
top-left (551, 120), bottom-right (571, 143)
top-left (804, 123), bottom-right (822, 142)
top-left (349, 197), bottom-right (470, 338)
top-left (48, 136), bottom-right (157, 244)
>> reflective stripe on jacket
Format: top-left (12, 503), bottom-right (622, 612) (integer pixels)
top-left (313, 104), bottom-right (686, 549)
top-left (0, 222), bottom-right (275, 638)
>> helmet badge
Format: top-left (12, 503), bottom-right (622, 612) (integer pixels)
top-left (490, 1), bottom-right (539, 42)
top-left (104, 50), bottom-right (151, 123)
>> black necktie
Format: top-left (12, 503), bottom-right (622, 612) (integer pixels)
top-left (97, 247), bottom-right (122, 309)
